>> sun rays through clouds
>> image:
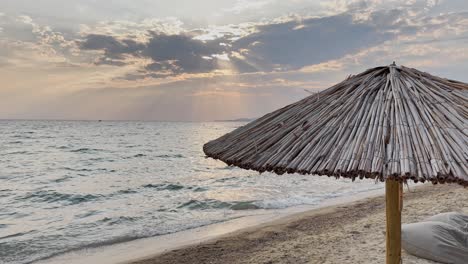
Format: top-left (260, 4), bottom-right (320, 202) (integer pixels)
top-left (0, 0), bottom-right (467, 120)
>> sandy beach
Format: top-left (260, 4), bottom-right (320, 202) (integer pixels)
top-left (128, 184), bottom-right (467, 264)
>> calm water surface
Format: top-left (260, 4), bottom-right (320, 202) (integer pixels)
top-left (0, 120), bottom-right (384, 264)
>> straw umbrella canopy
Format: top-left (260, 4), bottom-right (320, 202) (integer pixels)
top-left (203, 64), bottom-right (468, 264)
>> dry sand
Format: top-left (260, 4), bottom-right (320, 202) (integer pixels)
top-left (129, 184), bottom-right (467, 264)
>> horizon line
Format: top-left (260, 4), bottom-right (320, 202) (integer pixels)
top-left (0, 118), bottom-right (252, 123)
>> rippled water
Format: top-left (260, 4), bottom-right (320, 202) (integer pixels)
top-left (0, 120), bottom-right (384, 264)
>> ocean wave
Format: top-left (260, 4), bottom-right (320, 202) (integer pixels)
top-left (75, 210), bottom-right (100, 219)
top-left (60, 167), bottom-right (115, 173)
top-left (178, 199), bottom-right (260, 211)
top-left (55, 145), bottom-right (69, 149)
top-left (98, 216), bottom-right (141, 225)
top-left (69, 148), bottom-right (103, 153)
top-left (25, 216), bottom-right (240, 264)
top-left (0, 189), bottom-right (12, 196)
top-left (6, 151), bottom-right (30, 155)
top-left (214, 176), bottom-right (239, 183)
top-left (36, 136), bottom-right (55, 139)
top-left (109, 184), bottom-right (205, 198)
top-left (52, 175), bottom-right (74, 183)
top-left (142, 183), bottom-right (185, 191)
top-left (17, 191), bottom-right (101, 205)
top-left (154, 154), bottom-right (184, 158)
top-left (116, 188), bottom-right (138, 195)
top-left (11, 135), bottom-right (32, 139)
top-left (61, 167), bottom-right (93, 172)
top-left (123, 153), bottom-right (146, 159)
top-left (192, 187), bottom-right (208, 192)
top-left (0, 230), bottom-right (36, 241)
top-left (14, 234), bottom-right (145, 264)
top-left (0, 211), bottom-right (30, 219)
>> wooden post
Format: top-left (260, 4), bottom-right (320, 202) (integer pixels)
top-left (386, 179), bottom-right (402, 264)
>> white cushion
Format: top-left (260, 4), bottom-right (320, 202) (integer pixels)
top-left (402, 221), bottom-right (468, 264)
top-left (425, 212), bottom-right (468, 233)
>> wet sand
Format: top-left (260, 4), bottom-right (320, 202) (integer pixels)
top-left (128, 184), bottom-right (467, 264)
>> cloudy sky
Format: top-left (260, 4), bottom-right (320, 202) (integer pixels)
top-left (1, 0), bottom-right (467, 121)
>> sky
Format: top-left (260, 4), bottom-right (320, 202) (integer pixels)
top-left (0, 0), bottom-right (467, 121)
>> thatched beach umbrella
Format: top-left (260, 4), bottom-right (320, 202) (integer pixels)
top-left (203, 64), bottom-right (468, 264)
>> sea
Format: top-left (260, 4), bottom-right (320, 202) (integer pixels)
top-left (0, 120), bottom-right (385, 264)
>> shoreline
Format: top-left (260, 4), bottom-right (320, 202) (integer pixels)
top-left (37, 183), bottom-right (467, 264)
top-left (128, 183), bottom-right (467, 264)
top-left (36, 187), bottom-right (386, 264)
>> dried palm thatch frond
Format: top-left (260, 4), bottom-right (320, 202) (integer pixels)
top-left (203, 65), bottom-right (468, 185)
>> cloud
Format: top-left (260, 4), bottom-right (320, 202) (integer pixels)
top-left (0, 14), bottom-right (82, 68)
top-left (231, 11), bottom-right (401, 72)
top-left (72, 2), bottom-right (467, 81)
top-left (77, 8), bottom-right (416, 78)
top-left (79, 34), bottom-right (144, 65)
top-left (80, 34), bottom-right (142, 53)
top-left (3, 2), bottom-right (467, 79)
top-left (224, 0), bottom-right (273, 14)
top-left (1, 0), bottom-right (468, 122)
top-left (144, 32), bottom-right (228, 73)
top-left (79, 32), bottom-right (232, 75)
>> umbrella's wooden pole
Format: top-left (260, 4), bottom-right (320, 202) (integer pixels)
top-left (386, 179), bottom-right (402, 264)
